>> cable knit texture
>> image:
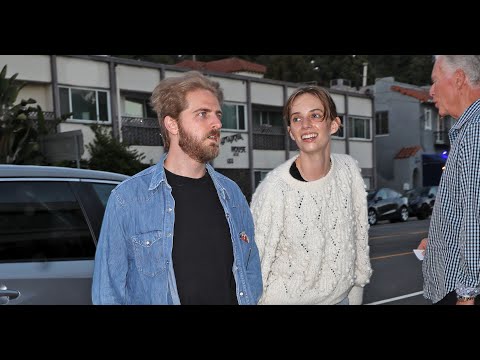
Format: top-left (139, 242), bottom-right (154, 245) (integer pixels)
top-left (251, 153), bottom-right (372, 305)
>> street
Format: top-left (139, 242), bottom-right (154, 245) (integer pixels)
top-left (363, 217), bottom-right (431, 305)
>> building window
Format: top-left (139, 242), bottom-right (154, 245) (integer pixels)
top-left (60, 87), bottom-right (110, 123)
top-left (375, 111), bottom-right (389, 135)
top-left (221, 103), bottom-right (246, 130)
top-left (348, 116), bottom-right (371, 140)
top-left (253, 110), bottom-right (283, 127)
top-left (424, 108), bottom-right (432, 130)
top-left (124, 97), bottom-right (156, 119)
top-left (332, 114), bottom-right (345, 138)
top-left (254, 170), bottom-right (270, 189)
top-left (435, 114), bottom-right (446, 143)
top-left (363, 177), bottom-right (371, 190)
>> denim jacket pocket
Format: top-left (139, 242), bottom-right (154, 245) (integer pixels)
top-left (131, 231), bottom-right (165, 277)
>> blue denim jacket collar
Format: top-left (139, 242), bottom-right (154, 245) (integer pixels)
top-left (148, 154), bottom-right (168, 191)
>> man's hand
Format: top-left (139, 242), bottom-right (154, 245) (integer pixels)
top-left (456, 298), bottom-right (475, 305)
top-left (417, 238), bottom-right (428, 255)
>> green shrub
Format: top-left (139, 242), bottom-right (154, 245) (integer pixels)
top-left (86, 125), bottom-right (148, 176)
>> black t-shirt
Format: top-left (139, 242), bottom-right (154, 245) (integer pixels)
top-left (165, 168), bottom-right (238, 305)
top-left (290, 161), bottom-right (307, 182)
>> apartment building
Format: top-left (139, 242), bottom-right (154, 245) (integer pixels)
top-left (372, 77), bottom-right (454, 192)
top-left (0, 55), bottom-right (375, 200)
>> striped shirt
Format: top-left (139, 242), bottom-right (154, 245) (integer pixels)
top-left (423, 99), bottom-right (480, 303)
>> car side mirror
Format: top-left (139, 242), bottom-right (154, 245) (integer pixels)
top-left (376, 196), bottom-right (383, 201)
top-left (428, 194), bottom-right (434, 198)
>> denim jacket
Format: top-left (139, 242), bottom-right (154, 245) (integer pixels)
top-left (92, 154), bottom-right (262, 305)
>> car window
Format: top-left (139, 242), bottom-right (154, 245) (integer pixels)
top-left (386, 188), bottom-right (400, 198)
top-left (376, 189), bottom-right (387, 199)
top-left (90, 183), bottom-right (116, 208)
top-left (0, 181), bottom-right (95, 263)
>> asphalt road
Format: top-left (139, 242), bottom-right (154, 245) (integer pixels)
top-left (363, 217), bottom-right (432, 305)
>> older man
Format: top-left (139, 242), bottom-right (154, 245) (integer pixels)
top-left (418, 55), bottom-right (480, 305)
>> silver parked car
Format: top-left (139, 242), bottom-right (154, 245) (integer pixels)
top-left (0, 165), bottom-right (129, 305)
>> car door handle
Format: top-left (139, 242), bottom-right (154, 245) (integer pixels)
top-left (0, 284), bottom-right (21, 304)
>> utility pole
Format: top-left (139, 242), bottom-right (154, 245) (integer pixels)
top-left (362, 62), bottom-right (368, 87)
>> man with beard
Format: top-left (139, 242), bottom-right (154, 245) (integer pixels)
top-left (92, 71), bottom-right (262, 305)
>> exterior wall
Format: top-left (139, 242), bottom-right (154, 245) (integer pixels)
top-left (18, 83), bottom-right (53, 110)
top-left (233, 71), bottom-right (263, 79)
top-left (393, 154), bottom-right (422, 192)
top-left (331, 139), bottom-right (346, 154)
top-left (164, 70), bottom-right (184, 78)
top-left (210, 76), bottom-right (247, 102)
top-left (348, 96), bottom-right (372, 117)
top-left (212, 131), bottom-right (249, 169)
top-left (251, 82), bottom-right (283, 106)
top-left (0, 55), bottom-right (51, 82)
top-left (349, 141), bottom-right (373, 168)
top-left (131, 145), bottom-right (164, 165)
top-left (331, 93), bottom-right (345, 114)
top-left (57, 56), bottom-right (110, 88)
top-left (287, 86), bottom-right (297, 97)
top-left (116, 65), bottom-right (159, 93)
top-left (253, 150), bottom-right (286, 169)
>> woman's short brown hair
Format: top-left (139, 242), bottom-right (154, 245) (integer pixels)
top-left (283, 85), bottom-right (338, 128)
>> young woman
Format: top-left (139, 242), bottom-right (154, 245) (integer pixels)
top-left (251, 86), bottom-right (372, 305)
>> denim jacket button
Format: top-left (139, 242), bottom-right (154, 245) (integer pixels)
top-left (168, 208), bottom-right (172, 212)
top-left (145, 241), bottom-right (151, 246)
top-left (239, 292), bottom-right (244, 296)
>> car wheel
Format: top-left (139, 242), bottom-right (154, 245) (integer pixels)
top-left (368, 209), bottom-right (377, 225)
top-left (399, 206), bottom-right (409, 222)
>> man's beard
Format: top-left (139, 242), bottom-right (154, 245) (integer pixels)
top-left (178, 124), bottom-right (220, 163)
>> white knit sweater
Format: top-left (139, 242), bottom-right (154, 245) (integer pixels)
top-left (251, 153), bottom-right (372, 305)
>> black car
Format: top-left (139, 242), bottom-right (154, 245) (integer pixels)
top-left (367, 187), bottom-right (409, 225)
top-left (0, 165), bottom-right (129, 305)
top-left (404, 186), bottom-right (438, 220)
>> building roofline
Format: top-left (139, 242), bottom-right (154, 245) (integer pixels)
top-left (64, 55), bottom-right (371, 98)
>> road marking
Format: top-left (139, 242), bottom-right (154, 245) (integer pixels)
top-left (365, 291), bottom-right (424, 305)
top-left (370, 230), bottom-right (427, 240)
top-left (371, 251), bottom-right (413, 260)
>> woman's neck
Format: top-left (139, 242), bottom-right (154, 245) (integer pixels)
top-left (295, 152), bottom-right (331, 181)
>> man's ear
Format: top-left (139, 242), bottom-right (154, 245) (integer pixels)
top-left (330, 117), bottom-right (340, 135)
top-left (288, 126), bottom-right (295, 140)
top-left (455, 69), bottom-right (467, 89)
top-left (164, 116), bottom-right (178, 135)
